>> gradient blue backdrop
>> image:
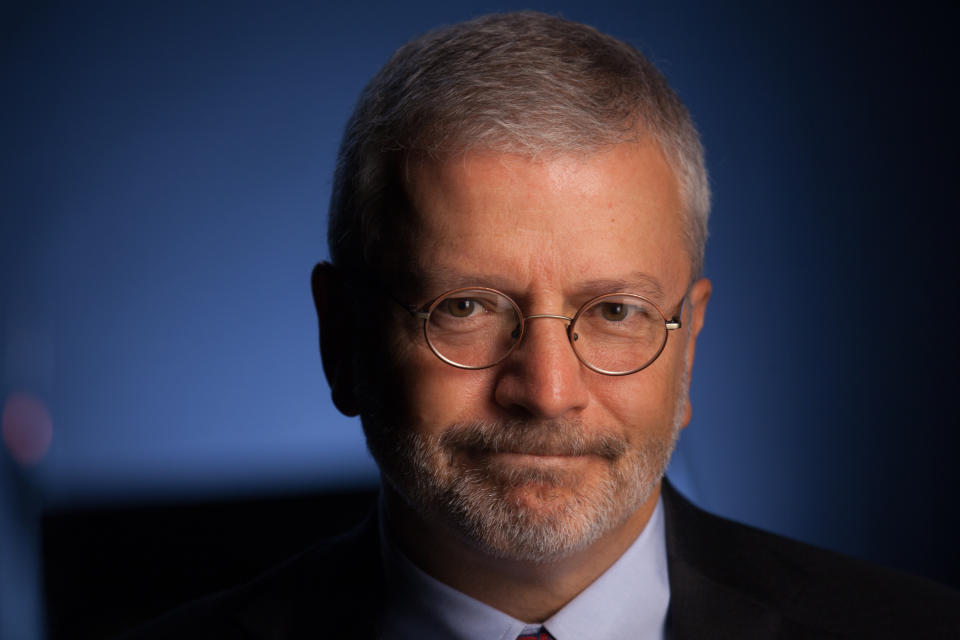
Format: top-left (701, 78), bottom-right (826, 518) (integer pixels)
top-left (2, 1), bottom-right (958, 636)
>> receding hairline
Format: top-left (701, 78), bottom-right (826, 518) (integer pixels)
top-left (383, 137), bottom-right (690, 294)
top-left (328, 11), bottom-right (709, 280)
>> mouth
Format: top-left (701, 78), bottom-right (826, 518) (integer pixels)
top-left (459, 450), bottom-right (603, 496)
top-left (462, 449), bottom-right (599, 471)
top-left (494, 450), bottom-right (583, 459)
top-left (460, 442), bottom-right (620, 461)
top-left (439, 419), bottom-right (628, 466)
top-left (459, 440), bottom-right (588, 455)
top-left (485, 444), bottom-right (586, 456)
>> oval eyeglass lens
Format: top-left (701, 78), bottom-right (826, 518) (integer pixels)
top-left (426, 289), bottom-right (521, 368)
top-left (572, 294), bottom-right (665, 374)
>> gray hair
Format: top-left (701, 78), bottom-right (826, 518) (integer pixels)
top-left (328, 11), bottom-right (710, 280)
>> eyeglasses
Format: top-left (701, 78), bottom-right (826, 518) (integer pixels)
top-left (398, 287), bottom-right (683, 376)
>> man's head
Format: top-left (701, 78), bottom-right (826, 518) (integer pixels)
top-left (314, 12), bottom-right (711, 563)
top-left (327, 11), bottom-right (709, 281)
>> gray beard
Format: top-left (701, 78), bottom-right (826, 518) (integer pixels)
top-left (360, 362), bottom-right (688, 563)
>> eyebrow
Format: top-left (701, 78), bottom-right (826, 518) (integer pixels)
top-left (406, 267), bottom-right (667, 304)
top-left (570, 273), bottom-right (666, 303)
top-left (391, 266), bottom-right (512, 301)
top-left (409, 268), bottom-right (518, 299)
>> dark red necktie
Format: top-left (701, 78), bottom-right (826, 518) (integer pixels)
top-left (516, 628), bottom-right (555, 640)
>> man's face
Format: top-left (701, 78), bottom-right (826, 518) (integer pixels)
top-left (360, 141), bottom-right (710, 561)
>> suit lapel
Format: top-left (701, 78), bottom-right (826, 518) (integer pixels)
top-left (235, 506), bottom-right (385, 638)
top-left (666, 552), bottom-right (783, 639)
top-left (661, 479), bottom-right (786, 640)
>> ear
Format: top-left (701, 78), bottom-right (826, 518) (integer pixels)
top-left (311, 262), bottom-right (361, 416)
top-left (680, 277), bottom-right (712, 428)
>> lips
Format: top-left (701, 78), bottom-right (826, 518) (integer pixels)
top-left (439, 419), bottom-right (628, 461)
top-left (483, 447), bottom-right (585, 457)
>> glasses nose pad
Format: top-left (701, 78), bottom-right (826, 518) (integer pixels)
top-left (510, 324), bottom-right (522, 340)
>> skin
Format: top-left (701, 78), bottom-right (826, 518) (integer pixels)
top-left (313, 139), bottom-right (711, 622)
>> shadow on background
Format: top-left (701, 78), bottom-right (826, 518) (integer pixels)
top-left (42, 488), bottom-right (378, 639)
top-left (2, 1), bottom-right (958, 637)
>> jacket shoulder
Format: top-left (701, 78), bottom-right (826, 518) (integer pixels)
top-left (661, 480), bottom-right (960, 638)
top-left (118, 512), bottom-right (383, 639)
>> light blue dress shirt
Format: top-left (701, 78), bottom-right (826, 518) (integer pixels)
top-left (379, 497), bottom-right (670, 640)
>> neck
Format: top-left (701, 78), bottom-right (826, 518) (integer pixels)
top-left (382, 480), bottom-right (662, 623)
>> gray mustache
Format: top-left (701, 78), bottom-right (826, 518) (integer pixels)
top-left (439, 420), bottom-right (627, 459)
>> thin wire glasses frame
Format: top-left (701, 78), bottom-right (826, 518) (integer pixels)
top-left (397, 286), bottom-right (684, 376)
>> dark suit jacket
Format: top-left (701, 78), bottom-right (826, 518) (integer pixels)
top-left (124, 479), bottom-right (960, 639)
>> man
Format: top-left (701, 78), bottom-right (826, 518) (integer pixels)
top-left (130, 11), bottom-right (958, 639)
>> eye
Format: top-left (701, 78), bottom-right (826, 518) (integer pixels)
top-left (442, 298), bottom-right (477, 318)
top-left (600, 302), bottom-right (629, 321)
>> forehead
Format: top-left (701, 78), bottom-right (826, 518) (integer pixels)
top-left (401, 142), bottom-right (690, 300)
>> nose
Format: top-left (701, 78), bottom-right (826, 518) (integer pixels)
top-left (493, 314), bottom-right (590, 419)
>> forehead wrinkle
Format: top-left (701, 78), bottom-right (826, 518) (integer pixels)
top-left (405, 264), bottom-right (520, 298)
top-left (402, 145), bottom-right (689, 309)
top-left (572, 273), bottom-right (666, 302)
top-left (402, 260), bottom-right (667, 309)
top-left (408, 249), bottom-right (565, 304)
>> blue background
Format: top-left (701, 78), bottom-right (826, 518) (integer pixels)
top-left (2, 1), bottom-right (958, 636)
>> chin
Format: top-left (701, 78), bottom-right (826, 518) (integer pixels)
top-left (362, 396), bottom-right (685, 561)
top-left (448, 461), bottom-right (652, 562)
top-left (372, 430), bottom-right (671, 563)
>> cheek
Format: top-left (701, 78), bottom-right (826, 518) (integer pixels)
top-left (390, 350), bottom-right (497, 435)
top-left (590, 364), bottom-right (682, 437)
top-left (593, 381), bottom-right (665, 424)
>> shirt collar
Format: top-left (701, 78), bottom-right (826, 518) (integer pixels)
top-left (378, 496), bottom-right (670, 640)
top-left (543, 496), bottom-right (669, 639)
